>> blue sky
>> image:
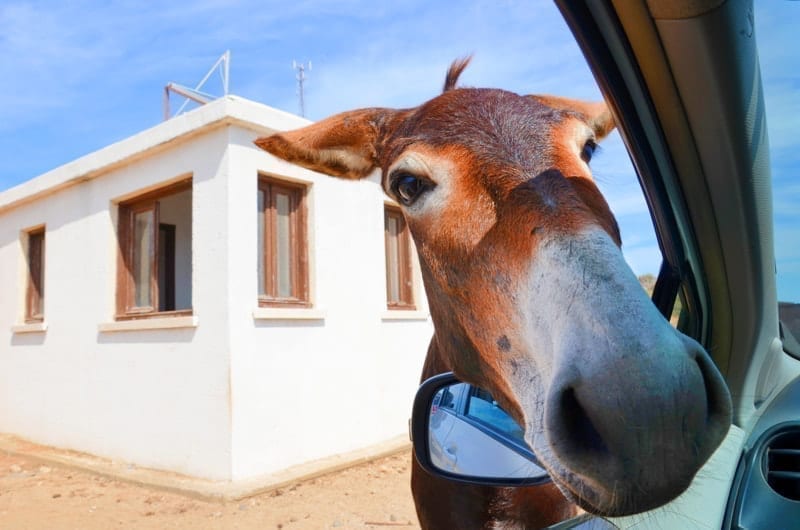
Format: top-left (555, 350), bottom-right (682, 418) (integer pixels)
top-left (0, 1), bottom-right (796, 301)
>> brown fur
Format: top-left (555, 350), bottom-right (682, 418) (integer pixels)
top-left (254, 59), bottom-right (731, 528)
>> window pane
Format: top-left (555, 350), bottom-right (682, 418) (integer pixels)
top-left (386, 216), bottom-right (401, 302)
top-left (466, 388), bottom-right (526, 445)
top-left (257, 177), bottom-right (308, 307)
top-left (117, 180), bottom-right (192, 318)
top-left (755, 4), bottom-right (800, 357)
top-left (385, 207), bottom-right (414, 309)
top-left (257, 189), bottom-right (266, 296)
top-left (27, 231), bottom-right (44, 320)
top-left (275, 192), bottom-right (292, 298)
top-left (133, 210), bottom-right (154, 308)
top-left (435, 383), bottom-right (463, 411)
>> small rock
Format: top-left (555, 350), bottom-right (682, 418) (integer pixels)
top-left (9, 464), bottom-right (22, 473)
top-left (38, 465), bottom-right (51, 474)
top-left (52, 493), bottom-right (61, 499)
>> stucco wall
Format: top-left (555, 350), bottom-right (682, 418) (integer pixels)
top-left (0, 98), bottom-right (433, 482)
top-left (225, 126), bottom-right (432, 481)
top-left (0, 127), bottom-right (233, 480)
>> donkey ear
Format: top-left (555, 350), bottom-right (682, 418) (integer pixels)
top-left (529, 95), bottom-right (616, 141)
top-left (254, 107), bottom-right (404, 180)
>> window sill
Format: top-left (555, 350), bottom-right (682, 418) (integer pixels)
top-left (253, 307), bottom-right (326, 321)
top-left (11, 322), bottom-right (48, 334)
top-left (381, 310), bottom-right (430, 321)
top-left (98, 315), bottom-right (198, 333)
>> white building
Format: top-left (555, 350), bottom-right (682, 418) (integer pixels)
top-left (0, 96), bottom-right (433, 485)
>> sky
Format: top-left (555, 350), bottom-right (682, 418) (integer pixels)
top-left (0, 1), bottom-right (797, 301)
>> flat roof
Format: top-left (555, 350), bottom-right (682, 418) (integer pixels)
top-left (0, 96), bottom-right (310, 214)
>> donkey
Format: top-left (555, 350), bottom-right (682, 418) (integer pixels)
top-left (255, 59), bottom-right (732, 529)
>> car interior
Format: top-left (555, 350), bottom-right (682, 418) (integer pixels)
top-left (412, 1), bottom-right (800, 528)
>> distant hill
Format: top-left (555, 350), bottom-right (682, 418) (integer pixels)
top-left (779, 302), bottom-right (800, 337)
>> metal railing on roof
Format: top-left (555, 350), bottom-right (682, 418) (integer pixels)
top-left (163, 51), bottom-right (230, 121)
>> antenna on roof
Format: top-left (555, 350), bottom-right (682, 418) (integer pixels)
top-left (293, 60), bottom-right (311, 117)
top-left (163, 51), bottom-right (231, 121)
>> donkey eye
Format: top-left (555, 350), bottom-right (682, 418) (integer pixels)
top-left (581, 139), bottom-right (597, 163)
top-left (391, 173), bottom-right (431, 206)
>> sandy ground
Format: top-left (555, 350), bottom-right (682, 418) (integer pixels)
top-left (0, 450), bottom-right (421, 530)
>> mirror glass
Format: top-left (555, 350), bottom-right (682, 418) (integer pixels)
top-left (427, 382), bottom-right (548, 479)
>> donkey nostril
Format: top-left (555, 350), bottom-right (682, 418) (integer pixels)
top-left (557, 387), bottom-right (609, 458)
top-left (543, 339), bottom-right (732, 516)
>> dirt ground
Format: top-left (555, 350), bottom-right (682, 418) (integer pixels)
top-left (0, 450), bottom-right (421, 530)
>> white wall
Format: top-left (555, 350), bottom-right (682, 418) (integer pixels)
top-left (0, 128), bottom-right (234, 480)
top-left (0, 99), bottom-right (434, 483)
top-left (225, 125), bottom-right (433, 481)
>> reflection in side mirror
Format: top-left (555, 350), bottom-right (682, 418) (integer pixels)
top-left (411, 372), bottom-right (550, 486)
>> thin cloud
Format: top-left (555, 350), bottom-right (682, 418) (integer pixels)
top-left (0, 0), bottom-right (795, 304)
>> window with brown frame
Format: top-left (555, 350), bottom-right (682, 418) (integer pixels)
top-left (384, 205), bottom-right (415, 310)
top-left (117, 179), bottom-right (192, 319)
top-left (25, 227), bottom-right (45, 323)
top-left (257, 176), bottom-right (309, 307)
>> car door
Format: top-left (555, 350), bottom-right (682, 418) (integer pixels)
top-left (555, 1), bottom-right (800, 528)
top-left (413, 1), bottom-right (800, 528)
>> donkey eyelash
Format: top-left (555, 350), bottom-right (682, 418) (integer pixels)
top-left (581, 139), bottom-right (599, 163)
top-left (389, 171), bottom-right (435, 206)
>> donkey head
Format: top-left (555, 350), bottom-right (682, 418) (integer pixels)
top-left (255, 59), bottom-right (732, 516)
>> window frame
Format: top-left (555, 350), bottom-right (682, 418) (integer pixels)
top-left (556, 2), bottom-right (704, 342)
top-left (116, 179), bottom-right (192, 320)
top-left (434, 382), bottom-right (538, 464)
top-left (464, 387), bottom-right (527, 447)
top-left (24, 226), bottom-right (45, 324)
top-left (384, 204), bottom-right (416, 310)
top-left (257, 175), bottom-right (310, 308)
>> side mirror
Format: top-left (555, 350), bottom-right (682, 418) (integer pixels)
top-left (411, 372), bottom-right (551, 486)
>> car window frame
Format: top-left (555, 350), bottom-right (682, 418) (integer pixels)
top-left (556, 2), bottom-right (711, 350)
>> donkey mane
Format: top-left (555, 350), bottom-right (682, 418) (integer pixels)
top-left (443, 56), bottom-right (472, 92)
